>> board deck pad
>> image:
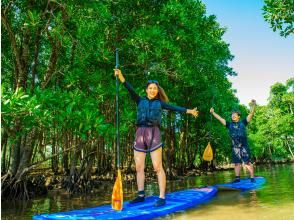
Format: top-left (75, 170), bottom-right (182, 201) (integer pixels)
top-left (215, 176), bottom-right (266, 191)
top-left (33, 186), bottom-right (217, 220)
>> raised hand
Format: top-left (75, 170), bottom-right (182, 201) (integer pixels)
top-left (188, 107), bottom-right (199, 118)
top-left (249, 99), bottom-right (256, 107)
top-left (114, 69), bottom-right (125, 83)
top-left (210, 108), bottom-right (214, 114)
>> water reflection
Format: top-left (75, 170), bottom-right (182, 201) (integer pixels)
top-left (1, 164), bottom-right (294, 220)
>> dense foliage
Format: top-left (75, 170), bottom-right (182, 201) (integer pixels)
top-left (248, 78), bottom-right (294, 161)
top-left (262, 0), bottom-right (294, 37)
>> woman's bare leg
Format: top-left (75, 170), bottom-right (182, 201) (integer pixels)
top-left (134, 150), bottom-right (146, 191)
top-left (150, 147), bottom-right (166, 199)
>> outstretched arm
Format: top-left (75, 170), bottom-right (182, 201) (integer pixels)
top-left (247, 99), bottom-right (256, 123)
top-left (210, 108), bottom-right (226, 126)
top-left (161, 102), bottom-right (199, 118)
top-left (114, 69), bottom-right (140, 103)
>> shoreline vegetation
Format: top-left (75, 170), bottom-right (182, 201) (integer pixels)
top-left (2, 160), bottom-right (293, 201)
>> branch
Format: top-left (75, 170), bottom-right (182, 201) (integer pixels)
top-left (41, 39), bottom-right (61, 89)
top-left (1, 12), bottom-right (24, 88)
top-left (31, 2), bottom-right (52, 90)
top-left (3, 1), bottom-right (14, 14)
top-left (14, 145), bottom-right (77, 181)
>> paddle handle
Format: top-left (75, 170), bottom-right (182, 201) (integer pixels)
top-left (115, 48), bottom-right (120, 168)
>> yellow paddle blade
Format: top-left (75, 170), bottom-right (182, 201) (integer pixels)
top-left (111, 169), bottom-right (123, 211)
top-left (203, 142), bottom-right (213, 161)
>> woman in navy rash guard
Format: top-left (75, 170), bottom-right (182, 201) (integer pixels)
top-left (114, 69), bottom-right (198, 207)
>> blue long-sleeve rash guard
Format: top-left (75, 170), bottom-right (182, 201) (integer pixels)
top-left (123, 81), bottom-right (187, 127)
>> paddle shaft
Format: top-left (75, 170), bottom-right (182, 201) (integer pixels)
top-left (115, 48), bottom-right (120, 168)
top-left (209, 95), bottom-right (214, 139)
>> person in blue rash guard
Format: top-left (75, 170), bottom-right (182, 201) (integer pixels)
top-left (114, 69), bottom-right (199, 207)
top-left (210, 100), bottom-right (257, 183)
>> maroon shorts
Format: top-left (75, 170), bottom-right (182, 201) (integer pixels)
top-left (133, 127), bottom-right (162, 153)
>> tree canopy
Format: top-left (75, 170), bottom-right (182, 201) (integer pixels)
top-left (262, 0), bottom-right (294, 37)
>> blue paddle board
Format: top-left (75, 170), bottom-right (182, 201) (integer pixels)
top-left (215, 176), bottom-right (266, 191)
top-left (33, 186), bottom-right (217, 220)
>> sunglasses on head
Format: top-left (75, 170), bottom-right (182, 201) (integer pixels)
top-left (147, 80), bottom-right (159, 85)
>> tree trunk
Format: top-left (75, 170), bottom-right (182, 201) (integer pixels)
top-left (1, 131), bottom-right (9, 173)
top-left (285, 138), bottom-right (294, 158)
top-left (15, 130), bottom-right (37, 179)
top-left (63, 131), bottom-right (69, 174)
top-left (8, 133), bottom-right (21, 176)
top-left (51, 129), bottom-right (59, 174)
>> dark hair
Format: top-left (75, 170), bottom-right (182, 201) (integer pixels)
top-left (231, 109), bottom-right (241, 116)
top-left (146, 80), bottom-right (169, 102)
